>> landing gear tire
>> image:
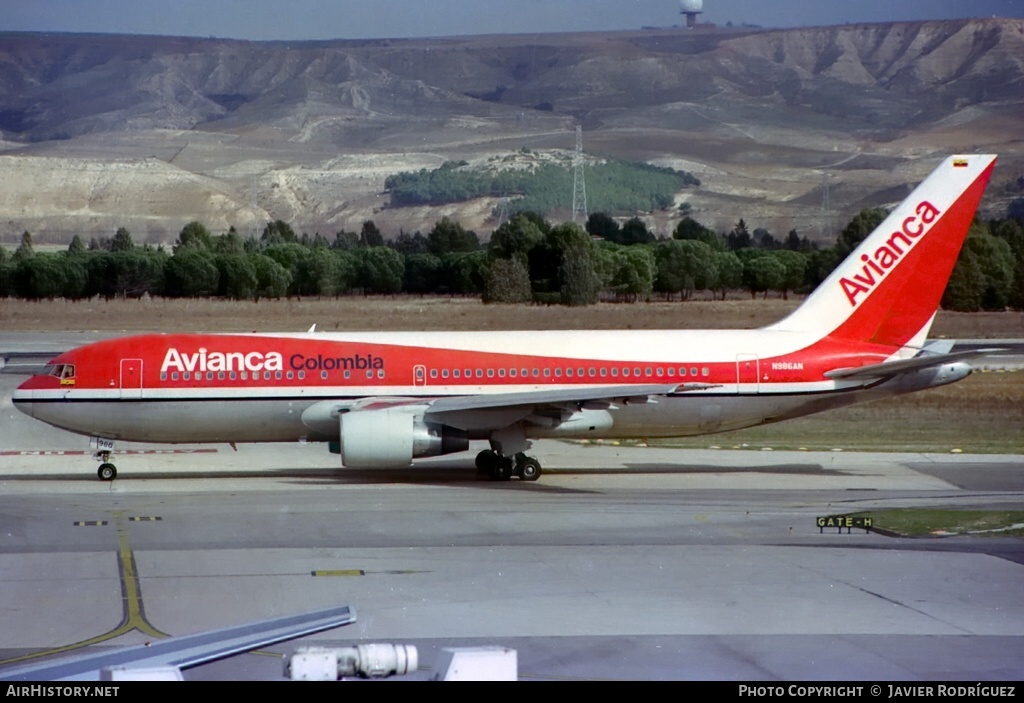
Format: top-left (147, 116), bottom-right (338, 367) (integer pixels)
top-left (476, 450), bottom-right (497, 476)
top-left (493, 455), bottom-right (515, 482)
top-left (516, 454), bottom-right (542, 482)
top-left (97, 463), bottom-right (117, 481)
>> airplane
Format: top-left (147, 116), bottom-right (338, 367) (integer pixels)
top-left (12, 154), bottom-right (998, 483)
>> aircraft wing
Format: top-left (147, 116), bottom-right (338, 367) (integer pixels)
top-left (302, 383), bottom-right (684, 437)
top-left (425, 383), bottom-right (681, 414)
top-left (0, 605), bottom-right (356, 682)
top-left (824, 348), bottom-right (1004, 381)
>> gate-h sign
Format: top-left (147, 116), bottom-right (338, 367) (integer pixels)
top-left (817, 515), bottom-right (873, 534)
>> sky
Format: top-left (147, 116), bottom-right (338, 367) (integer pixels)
top-left (4, 0), bottom-right (1023, 41)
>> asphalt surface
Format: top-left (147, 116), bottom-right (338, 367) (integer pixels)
top-left (1, 338), bottom-right (1023, 681)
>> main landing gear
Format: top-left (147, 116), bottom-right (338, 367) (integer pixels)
top-left (475, 450), bottom-right (542, 482)
top-left (95, 450), bottom-right (117, 481)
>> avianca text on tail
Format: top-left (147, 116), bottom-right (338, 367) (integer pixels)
top-left (838, 199), bottom-right (940, 306)
top-left (12, 154), bottom-right (998, 483)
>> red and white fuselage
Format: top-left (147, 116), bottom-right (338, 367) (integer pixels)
top-left (13, 155), bottom-right (997, 477)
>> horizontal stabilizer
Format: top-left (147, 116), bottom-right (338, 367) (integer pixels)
top-left (825, 349), bottom-right (1004, 381)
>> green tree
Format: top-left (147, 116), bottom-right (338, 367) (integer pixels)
top-left (260, 220), bottom-right (297, 245)
top-left (213, 228), bottom-right (245, 255)
top-left (175, 221), bottom-right (214, 252)
top-left (359, 220), bottom-right (384, 248)
top-left (68, 235), bottom-right (86, 255)
top-left (13, 254), bottom-right (86, 299)
top-left (529, 222), bottom-right (595, 299)
top-left (769, 250), bottom-right (808, 300)
top-left (654, 239), bottom-right (716, 300)
top-left (428, 217), bottom-right (479, 255)
top-left (836, 208), bottom-right (887, 260)
top-left (403, 253), bottom-right (442, 294)
top-left (85, 250), bottom-right (166, 298)
top-left (726, 219), bottom-right (751, 250)
top-left (712, 250), bottom-right (743, 300)
top-left (483, 257), bottom-right (532, 304)
top-left (585, 212), bottom-right (620, 242)
top-left (250, 253), bottom-right (292, 300)
top-left (674, 217), bottom-right (724, 250)
top-left (264, 243), bottom-right (313, 296)
top-left (216, 254), bottom-right (258, 300)
top-left (743, 255), bottom-right (786, 299)
top-left (110, 227), bottom-right (134, 252)
top-left (294, 247), bottom-right (354, 297)
top-left (441, 251), bottom-right (489, 295)
top-left (13, 231), bottom-right (34, 262)
top-left (165, 250), bottom-right (219, 297)
top-left (619, 217), bottom-right (655, 246)
top-left (489, 214), bottom-right (544, 265)
top-left (560, 243), bottom-right (599, 306)
top-left (804, 247), bottom-right (840, 290)
top-left (608, 245), bottom-right (656, 301)
top-left (942, 248), bottom-right (984, 312)
top-left (963, 230), bottom-right (1015, 310)
top-left (991, 218), bottom-right (1024, 309)
top-left (0, 261), bottom-right (12, 297)
top-left (355, 247), bottom-right (404, 294)
top-left (332, 230), bottom-right (359, 251)
top-left (13, 254), bottom-right (65, 299)
top-left (390, 230), bottom-right (429, 255)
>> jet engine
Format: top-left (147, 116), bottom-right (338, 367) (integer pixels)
top-left (338, 408), bottom-right (468, 468)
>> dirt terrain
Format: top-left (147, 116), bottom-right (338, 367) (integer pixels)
top-left (1, 19), bottom-right (1022, 246)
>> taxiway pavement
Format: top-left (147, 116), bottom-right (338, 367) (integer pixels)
top-left (1, 354), bottom-right (1023, 681)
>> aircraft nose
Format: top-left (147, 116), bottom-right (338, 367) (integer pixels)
top-left (12, 373), bottom-right (56, 418)
top-left (12, 380), bottom-right (35, 417)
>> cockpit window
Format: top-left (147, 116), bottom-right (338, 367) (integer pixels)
top-left (47, 364), bottom-right (76, 379)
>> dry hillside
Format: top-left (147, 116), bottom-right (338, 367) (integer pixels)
top-left (1, 19), bottom-right (1022, 245)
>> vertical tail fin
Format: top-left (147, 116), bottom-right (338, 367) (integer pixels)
top-left (767, 155), bottom-right (997, 348)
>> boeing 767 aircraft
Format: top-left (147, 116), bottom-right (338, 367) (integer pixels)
top-left (13, 155), bottom-right (997, 482)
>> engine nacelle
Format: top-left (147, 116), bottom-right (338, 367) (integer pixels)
top-left (338, 408), bottom-right (468, 468)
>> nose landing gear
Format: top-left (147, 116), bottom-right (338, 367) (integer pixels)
top-left (95, 450), bottom-right (117, 481)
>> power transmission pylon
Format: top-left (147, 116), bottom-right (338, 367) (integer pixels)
top-left (495, 194), bottom-right (509, 228)
top-left (571, 125), bottom-right (587, 224)
top-left (249, 174), bottom-right (260, 240)
top-left (820, 172), bottom-right (833, 241)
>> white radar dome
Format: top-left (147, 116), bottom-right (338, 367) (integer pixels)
top-left (680, 0), bottom-right (704, 12)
